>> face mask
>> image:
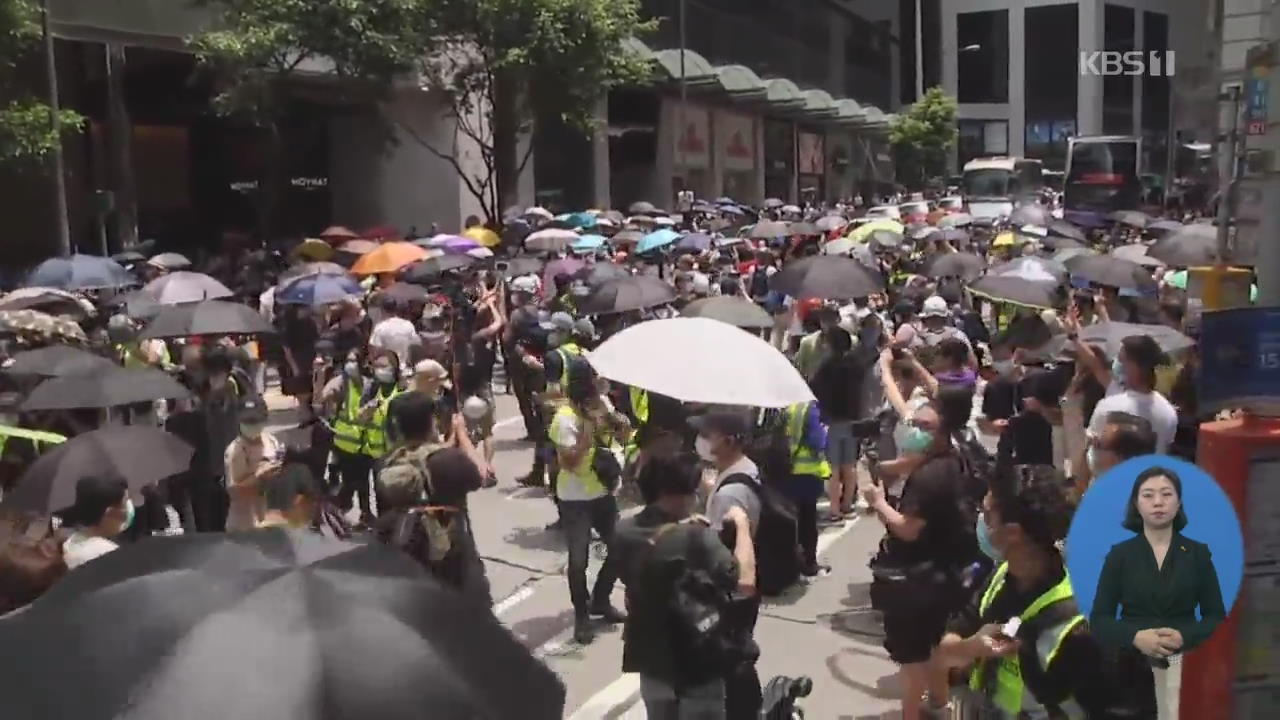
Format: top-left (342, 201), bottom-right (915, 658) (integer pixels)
top-left (976, 512), bottom-right (1003, 562)
top-left (208, 374), bottom-right (228, 391)
top-left (992, 359), bottom-right (1016, 376)
top-left (695, 435), bottom-right (716, 463)
top-left (900, 426), bottom-right (934, 454)
top-left (344, 362), bottom-right (361, 377)
top-left (240, 423), bottom-right (266, 438)
top-left (120, 498), bottom-right (135, 533)
top-left (374, 367), bottom-right (396, 384)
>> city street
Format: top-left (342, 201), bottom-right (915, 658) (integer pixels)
top-left (265, 388), bottom-right (901, 719)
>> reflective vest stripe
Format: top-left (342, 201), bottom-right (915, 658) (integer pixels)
top-left (0, 425), bottom-right (67, 455)
top-left (547, 405), bottom-right (606, 497)
top-left (629, 387), bottom-right (649, 425)
top-left (968, 562), bottom-right (1085, 717)
top-left (362, 387), bottom-right (403, 458)
top-left (786, 402), bottom-right (831, 478)
top-left (332, 382), bottom-right (366, 455)
top-left (556, 344), bottom-right (584, 386)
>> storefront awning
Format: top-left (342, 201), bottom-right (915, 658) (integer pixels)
top-left (715, 65), bottom-right (768, 102)
top-left (832, 98), bottom-right (867, 126)
top-left (763, 78), bottom-right (806, 111)
top-left (799, 89), bottom-right (839, 119)
top-left (652, 48), bottom-right (721, 88)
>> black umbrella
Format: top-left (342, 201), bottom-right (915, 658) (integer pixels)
top-left (937, 228), bottom-right (970, 246)
top-left (574, 262), bottom-right (630, 287)
top-left (381, 282), bottom-right (430, 304)
top-left (787, 221), bottom-right (820, 237)
top-left (103, 289), bottom-right (162, 319)
top-left (140, 300), bottom-right (275, 339)
top-left (770, 256), bottom-right (884, 300)
top-left (110, 250), bottom-right (146, 265)
top-left (1046, 220), bottom-right (1088, 243)
top-left (1147, 224), bottom-right (1230, 266)
top-left (576, 275), bottom-right (677, 315)
top-left (988, 256), bottom-right (1069, 285)
top-left (921, 252), bottom-right (986, 281)
top-left (747, 220), bottom-right (791, 240)
top-left (2, 425), bottom-right (192, 513)
top-left (1009, 205), bottom-right (1051, 227)
top-left (610, 229), bottom-right (645, 247)
top-left (1078, 321), bottom-right (1195, 359)
top-left (0, 529), bottom-right (565, 720)
top-left (910, 224), bottom-right (939, 241)
top-left (4, 345), bottom-right (117, 378)
top-left (815, 216), bottom-right (847, 232)
top-left (1041, 234), bottom-right (1085, 251)
top-left (22, 365), bottom-right (190, 410)
top-left (399, 255), bottom-right (477, 285)
top-left (495, 256), bottom-right (544, 279)
top-left (1065, 254), bottom-right (1157, 292)
top-left (969, 275), bottom-right (1063, 309)
top-left (1147, 219), bottom-right (1185, 235)
top-left (24, 255), bottom-right (133, 290)
top-left (141, 272), bottom-right (234, 305)
top-left (1109, 210), bottom-right (1151, 228)
top-left (628, 200), bottom-right (658, 215)
top-left (679, 296), bottom-right (772, 328)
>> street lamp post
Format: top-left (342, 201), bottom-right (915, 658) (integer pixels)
top-left (915, 0), bottom-right (925, 101)
top-left (40, 0), bottom-right (71, 257)
top-left (678, 0), bottom-right (687, 200)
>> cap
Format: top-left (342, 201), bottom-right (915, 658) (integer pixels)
top-left (920, 295), bottom-right (950, 318)
top-left (541, 311), bottom-right (575, 332)
top-left (238, 395), bottom-right (269, 424)
top-left (510, 275), bottom-right (538, 295)
top-left (688, 410), bottom-right (754, 439)
top-left (413, 359), bottom-right (451, 387)
top-left (573, 317), bottom-right (596, 339)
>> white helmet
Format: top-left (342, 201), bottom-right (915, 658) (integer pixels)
top-left (461, 395), bottom-right (489, 421)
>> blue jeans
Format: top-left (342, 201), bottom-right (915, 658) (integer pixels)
top-left (640, 676), bottom-right (726, 720)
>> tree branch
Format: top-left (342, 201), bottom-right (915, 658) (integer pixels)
top-left (394, 117), bottom-right (491, 216)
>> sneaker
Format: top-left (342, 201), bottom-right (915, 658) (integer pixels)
top-left (852, 497), bottom-right (871, 514)
top-left (801, 562), bottom-right (831, 578)
top-left (545, 518), bottom-right (563, 532)
top-left (589, 604), bottom-right (627, 624)
top-left (516, 472), bottom-right (543, 488)
top-left (482, 471), bottom-right (498, 489)
top-left (573, 619), bottom-right (595, 645)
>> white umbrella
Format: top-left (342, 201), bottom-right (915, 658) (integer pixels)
top-left (140, 272), bottom-right (233, 305)
top-left (824, 237), bottom-right (857, 255)
top-left (586, 317), bottom-right (814, 408)
top-left (523, 206), bottom-right (553, 220)
top-left (465, 247), bottom-right (494, 259)
top-left (525, 228), bottom-right (578, 253)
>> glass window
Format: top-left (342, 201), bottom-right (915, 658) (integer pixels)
top-left (1103, 4), bottom-right (1136, 135)
top-left (958, 119), bottom-right (1008, 166)
top-left (957, 10), bottom-right (1009, 104)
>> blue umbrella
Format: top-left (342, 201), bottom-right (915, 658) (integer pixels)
top-left (571, 234), bottom-right (607, 252)
top-left (25, 254), bottom-right (132, 290)
top-left (560, 212), bottom-right (598, 230)
top-left (636, 228), bottom-right (680, 254)
top-left (677, 233), bottom-right (713, 252)
top-left (275, 272), bottom-right (363, 307)
top-left (720, 204), bottom-right (748, 216)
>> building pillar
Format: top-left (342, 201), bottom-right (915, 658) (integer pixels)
top-left (1078, 0), bottom-right (1105, 136)
top-left (104, 43), bottom-right (138, 253)
top-left (1134, 11), bottom-right (1145, 138)
top-left (1008, 4), bottom-right (1026, 157)
top-left (941, 1), bottom-right (958, 168)
top-left (516, 125), bottom-right (536, 212)
top-left (710, 108), bottom-right (725, 199)
top-left (589, 96), bottom-right (611, 209)
top-left (753, 115), bottom-right (766, 205)
top-left (654, 95), bottom-right (675, 208)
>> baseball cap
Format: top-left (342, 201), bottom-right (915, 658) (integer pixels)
top-left (413, 359), bottom-right (451, 387)
top-left (238, 395), bottom-right (269, 425)
top-left (510, 275), bottom-right (538, 295)
top-left (920, 295), bottom-right (950, 318)
top-left (688, 410), bottom-right (754, 439)
top-left (573, 317), bottom-right (596, 339)
top-left (540, 311), bottom-right (575, 332)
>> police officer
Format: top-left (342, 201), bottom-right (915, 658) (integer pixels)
top-left (782, 399), bottom-right (830, 577)
top-left (938, 464), bottom-right (1136, 718)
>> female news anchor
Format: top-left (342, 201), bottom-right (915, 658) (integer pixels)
top-left (1090, 466), bottom-right (1226, 720)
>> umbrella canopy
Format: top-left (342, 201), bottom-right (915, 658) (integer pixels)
top-left (466, 247), bottom-right (494, 259)
top-left (1064, 255), bottom-right (1157, 292)
top-left (746, 220), bottom-right (791, 240)
top-left (3, 425), bottom-right (192, 513)
top-left (676, 232), bottom-right (713, 252)
top-left (1110, 243), bottom-right (1165, 268)
top-left (571, 234), bottom-right (607, 252)
top-left (937, 228), bottom-right (972, 246)
top-left (1051, 247), bottom-right (1097, 265)
top-left (1046, 220), bottom-right (1087, 242)
top-left (22, 365), bottom-right (190, 410)
top-left (787, 221), bottom-right (820, 237)
top-left (588, 317), bottom-right (813, 408)
top-left (275, 272), bottom-right (363, 307)
top-left (399, 255), bottom-right (477, 285)
top-left (110, 250), bottom-right (146, 264)
top-left (1078, 321), bottom-right (1195, 359)
top-left (869, 229), bottom-right (904, 250)
top-left (291, 239), bottom-right (336, 262)
top-left (24, 255), bottom-right (132, 290)
top-left (560, 212), bottom-right (598, 230)
top-left (636, 228), bottom-right (680, 254)
top-left (464, 226), bottom-right (501, 248)
top-left (541, 258), bottom-right (586, 291)
top-left (318, 225), bottom-right (359, 241)
top-left (148, 252), bottom-right (192, 270)
top-left (380, 282), bottom-right (430, 305)
top-left (679, 296), bottom-right (772, 329)
top-left (769, 256), bottom-right (884, 300)
top-left (938, 213), bottom-right (973, 228)
top-left (848, 218), bottom-right (905, 242)
top-left (4, 345), bottom-right (116, 378)
top-left (350, 242), bottom-right (429, 276)
top-left (610, 228), bottom-right (645, 247)
top-left (0, 287), bottom-right (94, 318)
top-left (141, 272), bottom-right (234, 305)
top-left (574, 262), bottom-right (630, 287)
top-left (763, 198), bottom-right (785, 209)
top-left (279, 262), bottom-right (348, 282)
top-left (969, 275), bottom-right (1063, 309)
top-left (1040, 234), bottom-right (1085, 251)
top-left (0, 309), bottom-right (88, 345)
top-left (780, 204), bottom-right (802, 215)
top-left (823, 237), bottom-right (858, 256)
top-left (988, 256), bottom-right (1069, 285)
top-left (576, 276), bottom-right (677, 315)
top-left (419, 234), bottom-right (478, 252)
top-left (1147, 224), bottom-right (1224, 266)
top-left (495, 256), bottom-right (544, 279)
top-left (1147, 219), bottom-right (1185, 235)
top-left (910, 224), bottom-right (940, 241)
top-left (360, 224), bottom-right (401, 240)
top-left (1008, 205), bottom-right (1051, 227)
top-left (141, 300), bottom-right (276, 339)
top-left (524, 228), bottom-right (578, 253)
top-left (628, 200), bottom-right (658, 215)
top-left (0, 529), bottom-right (566, 720)
top-left (921, 252), bottom-right (986, 281)
top-left (524, 205), bottom-right (554, 220)
top-left (337, 239), bottom-right (380, 256)
top-left (815, 216), bottom-right (847, 232)
top-left (1109, 210), bottom-right (1151, 228)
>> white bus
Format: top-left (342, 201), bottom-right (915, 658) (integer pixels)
top-left (961, 157), bottom-right (1045, 220)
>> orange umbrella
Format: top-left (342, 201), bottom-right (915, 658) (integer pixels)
top-left (350, 241), bottom-right (428, 275)
top-left (319, 226), bottom-right (359, 242)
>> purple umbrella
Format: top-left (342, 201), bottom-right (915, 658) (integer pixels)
top-left (676, 233), bottom-right (713, 252)
top-left (417, 235), bottom-right (480, 254)
top-left (542, 258), bottom-right (586, 292)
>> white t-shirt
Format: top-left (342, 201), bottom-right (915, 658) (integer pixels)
top-left (369, 317), bottom-right (421, 368)
top-left (1087, 389), bottom-right (1179, 454)
top-left (62, 532), bottom-right (118, 569)
top-left (551, 408), bottom-right (614, 502)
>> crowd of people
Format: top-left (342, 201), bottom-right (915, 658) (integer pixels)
top-left (0, 196), bottom-right (1233, 719)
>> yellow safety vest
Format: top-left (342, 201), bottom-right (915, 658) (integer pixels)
top-left (362, 385), bottom-right (403, 459)
top-left (116, 341), bottom-right (170, 369)
top-left (968, 562), bottom-right (1087, 719)
top-left (0, 425), bottom-right (67, 457)
top-left (332, 381), bottom-right (366, 456)
top-left (553, 343), bottom-right (584, 387)
top-left (547, 404), bottom-right (608, 498)
top-left (629, 387), bottom-right (650, 425)
top-left (786, 402), bottom-right (831, 479)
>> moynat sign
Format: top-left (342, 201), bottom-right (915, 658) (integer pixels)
top-left (1079, 51), bottom-right (1176, 77)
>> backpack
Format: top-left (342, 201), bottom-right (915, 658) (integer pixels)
top-left (746, 409), bottom-right (793, 485)
top-left (749, 267), bottom-right (771, 300)
top-left (376, 444), bottom-right (462, 581)
top-left (0, 510), bottom-right (66, 615)
top-left (718, 474), bottom-right (802, 597)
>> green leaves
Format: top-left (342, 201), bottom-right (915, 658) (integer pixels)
top-left (0, 0), bottom-right (84, 164)
top-left (890, 86), bottom-right (958, 187)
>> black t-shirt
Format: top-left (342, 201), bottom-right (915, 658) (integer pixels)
top-left (888, 451), bottom-right (977, 567)
top-left (997, 411), bottom-right (1055, 467)
top-left (981, 375), bottom-right (1019, 421)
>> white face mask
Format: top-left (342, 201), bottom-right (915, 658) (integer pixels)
top-left (344, 361), bottom-right (361, 378)
top-left (374, 367), bottom-right (396, 384)
top-left (695, 435), bottom-right (716, 463)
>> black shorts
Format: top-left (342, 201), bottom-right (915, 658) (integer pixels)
top-left (881, 600), bottom-right (951, 665)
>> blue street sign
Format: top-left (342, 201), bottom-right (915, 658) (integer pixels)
top-left (1246, 77), bottom-right (1270, 122)
top-left (1200, 307), bottom-right (1280, 413)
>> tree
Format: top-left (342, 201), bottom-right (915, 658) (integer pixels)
top-left (0, 0), bottom-right (82, 164)
top-left (889, 86), bottom-right (958, 190)
top-left (404, 0), bottom-right (655, 222)
top-left (189, 0), bottom-right (427, 237)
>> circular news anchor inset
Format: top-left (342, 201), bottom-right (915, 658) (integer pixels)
top-left (1065, 455), bottom-right (1243, 656)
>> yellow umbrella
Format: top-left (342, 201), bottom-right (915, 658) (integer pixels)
top-left (992, 231), bottom-right (1017, 248)
top-left (464, 226), bottom-right (500, 248)
top-left (847, 218), bottom-right (905, 242)
top-left (293, 238), bottom-right (335, 262)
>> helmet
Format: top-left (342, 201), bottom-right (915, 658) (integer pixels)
top-left (106, 314), bottom-right (137, 344)
top-left (461, 395), bottom-right (489, 421)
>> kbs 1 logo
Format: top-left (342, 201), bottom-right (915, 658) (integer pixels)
top-left (1079, 51), bottom-right (1176, 77)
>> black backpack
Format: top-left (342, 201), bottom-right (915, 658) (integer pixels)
top-left (749, 267), bottom-right (771, 299)
top-left (718, 473), bottom-right (802, 597)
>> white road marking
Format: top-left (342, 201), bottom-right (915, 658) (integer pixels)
top-left (493, 584), bottom-right (536, 617)
top-left (569, 515), bottom-right (866, 719)
top-left (494, 414), bottom-right (526, 430)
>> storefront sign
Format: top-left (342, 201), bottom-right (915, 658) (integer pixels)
top-left (1200, 307), bottom-right (1280, 414)
top-left (797, 132), bottom-right (824, 175)
top-left (719, 112), bottom-right (755, 172)
top-left (675, 103), bottom-right (710, 170)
